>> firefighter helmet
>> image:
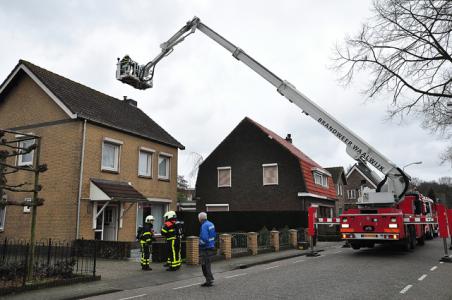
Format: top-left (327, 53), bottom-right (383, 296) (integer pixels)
top-left (164, 210), bottom-right (176, 221)
top-left (145, 215), bottom-right (154, 223)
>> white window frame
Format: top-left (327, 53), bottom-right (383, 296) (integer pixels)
top-left (313, 171), bottom-right (328, 188)
top-left (138, 147), bottom-right (154, 177)
top-left (337, 184), bottom-right (343, 196)
top-left (217, 166), bottom-right (231, 188)
top-left (0, 206), bottom-right (5, 231)
top-left (17, 137), bottom-right (35, 166)
top-left (262, 163), bottom-right (278, 186)
top-left (206, 204), bottom-right (230, 212)
top-left (101, 138), bottom-right (122, 172)
top-left (158, 154), bottom-right (171, 180)
top-left (347, 189), bottom-right (356, 199)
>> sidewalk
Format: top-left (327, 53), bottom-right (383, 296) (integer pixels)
top-left (2, 242), bottom-right (340, 300)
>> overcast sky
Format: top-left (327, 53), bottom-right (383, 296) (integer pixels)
top-left (1, 1), bottom-right (450, 186)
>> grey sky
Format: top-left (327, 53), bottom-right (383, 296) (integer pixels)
top-left (1, 1), bottom-right (450, 186)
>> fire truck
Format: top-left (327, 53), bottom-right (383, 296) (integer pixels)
top-left (115, 17), bottom-right (439, 250)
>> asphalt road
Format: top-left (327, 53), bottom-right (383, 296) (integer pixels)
top-left (85, 238), bottom-right (452, 300)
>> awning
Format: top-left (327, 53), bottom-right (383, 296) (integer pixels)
top-left (90, 178), bottom-right (147, 202)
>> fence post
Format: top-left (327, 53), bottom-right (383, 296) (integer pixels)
top-left (46, 238), bottom-right (52, 277)
top-left (185, 236), bottom-right (199, 265)
top-left (247, 232), bottom-right (258, 255)
top-left (1, 237), bottom-right (6, 263)
top-left (289, 229), bottom-right (298, 248)
top-left (220, 234), bottom-right (232, 260)
top-left (23, 242), bottom-right (30, 287)
top-left (93, 240), bottom-right (97, 277)
top-left (270, 231), bottom-right (280, 252)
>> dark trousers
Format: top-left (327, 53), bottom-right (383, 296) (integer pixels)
top-left (200, 248), bottom-right (215, 282)
top-left (167, 239), bottom-right (181, 269)
top-left (140, 242), bottom-right (150, 268)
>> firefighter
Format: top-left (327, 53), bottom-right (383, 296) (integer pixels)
top-left (161, 211), bottom-right (182, 271)
top-left (137, 215), bottom-right (155, 270)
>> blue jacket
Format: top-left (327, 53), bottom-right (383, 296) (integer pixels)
top-left (199, 220), bottom-right (216, 249)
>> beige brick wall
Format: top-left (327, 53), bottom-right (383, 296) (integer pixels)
top-left (0, 75), bottom-right (82, 241)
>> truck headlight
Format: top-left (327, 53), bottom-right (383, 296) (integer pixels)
top-left (341, 224), bottom-right (350, 228)
top-left (389, 224), bottom-right (398, 228)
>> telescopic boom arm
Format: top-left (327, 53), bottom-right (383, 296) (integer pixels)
top-left (116, 16), bottom-right (410, 204)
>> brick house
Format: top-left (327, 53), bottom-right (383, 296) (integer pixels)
top-left (325, 167), bottom-right (348, 215)
top-left (195, 117), bottom-right (337, 217)
top-left (0, 60), bottom-right (184, 241)
top-left (345, 162), bottom-right (381, 209)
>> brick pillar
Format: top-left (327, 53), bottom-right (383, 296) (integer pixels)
top-left (289, 229), bottom-right (298, 248)
top-left (247, 232), bottom-right (258, 255)
top-left (185, 236), bottom-right (199, 265)
top-left (220, 234), bottom-right (232, 260)
top-left (270, 231), bottom-right (280, 252)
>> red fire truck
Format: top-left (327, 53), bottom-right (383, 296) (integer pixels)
top-left (338, 192), bottom-right (437, 250)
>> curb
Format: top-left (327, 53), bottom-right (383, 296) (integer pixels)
top-left (233, 249), bottom-right (325, 270)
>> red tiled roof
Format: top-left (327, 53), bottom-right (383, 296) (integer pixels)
top-left (246, 117), bottom-right (337, 200)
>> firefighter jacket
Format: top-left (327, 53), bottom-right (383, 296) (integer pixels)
top-left (137, 224), bottom-right (154, 244)
top-left (161, 220), bottom-right (178, 241)
top-left (199, 220), bottom-right (216, 249)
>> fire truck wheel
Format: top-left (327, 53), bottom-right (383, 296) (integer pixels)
top-left (350, 242), bottom-right (361, 250)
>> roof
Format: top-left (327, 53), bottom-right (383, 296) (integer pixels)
top-left (246, 117), bottom-right (337, 200)
top-left (325, 166), bottom-right (347, 185)
top-left (347, 162), bottom-right (382, 187)
top-left (91, 178), bottom-right (147, 202)
top-left (0, 60), bottom-right (184, 149)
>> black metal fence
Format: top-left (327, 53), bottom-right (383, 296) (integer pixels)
top-left (231, 233), bottom-right (248, 256)
top-left (279, 227), bottom-right (290, 249)
top-left (257, 227), bottom-right (271, 252)
top-left (0, 238), bottom-right (98, 295)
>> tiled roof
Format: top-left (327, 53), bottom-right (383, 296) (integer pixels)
top-left (91, 178), bottom-right (147, 202)
top-left (246, 117), bottom-right (337, 200)
top-left (0, 60), bottom-right (184, 149)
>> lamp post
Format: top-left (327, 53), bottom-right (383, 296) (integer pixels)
top-left (402, 161), bottom-right (422, 171)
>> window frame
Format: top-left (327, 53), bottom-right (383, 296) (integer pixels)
top-left (138, 147), bottom-right (154, 178)
top-left (206, 204), bottom-right (230, 212)
top-left (17, 137), bottom-right (35, 166)
top-left (347, 189), bottom-right (356, 199)
top-left (0, 206), bottom-right (5, 231)
top-left (217, 166), bottom-right (232, 188)
top-left (262, 163), bottom-right (279, 186)
top-left (158, 154), bottom-right (171, 180)
top-left (101, 138), bottom-right (122, 173)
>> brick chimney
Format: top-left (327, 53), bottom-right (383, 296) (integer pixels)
top-left (123, 96), bottom-right (137, 107)
top-left (285, 134), bottom-right (292, 143)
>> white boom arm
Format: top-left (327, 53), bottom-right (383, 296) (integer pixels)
top-left (116, 17), bottom-right (410, 204)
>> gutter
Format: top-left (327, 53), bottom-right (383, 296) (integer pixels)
top-left (76, 119), bottom-right (87, 239)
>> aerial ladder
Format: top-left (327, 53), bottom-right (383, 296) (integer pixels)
top-left (116, 16), bottom-right (410, 205)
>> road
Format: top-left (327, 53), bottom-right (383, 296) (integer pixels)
top-left (85, 238), bottom-right (452, 300)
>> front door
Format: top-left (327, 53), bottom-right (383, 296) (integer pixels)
top-left (103, 205), bottom-right (118, 241)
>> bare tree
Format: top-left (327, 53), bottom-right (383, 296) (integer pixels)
top-left (333, 0), bottom-right (452, 162)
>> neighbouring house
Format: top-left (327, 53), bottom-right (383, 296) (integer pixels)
top-left (325, 167), bottom-right (348, 215)
top-left (177, 187), bottom-right (196, 211)
top-left (0, 60), bottom-right (184, 242)
top-left (195, 117), bottom-right (337, 219)
top-left (345, 162), bottom-right (381, 209)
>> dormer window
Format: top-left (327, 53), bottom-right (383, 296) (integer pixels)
top-left (312, 168), bottom-right (330, 188)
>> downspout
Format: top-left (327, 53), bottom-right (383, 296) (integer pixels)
top-left (76, 120), bottom-right (87, 239)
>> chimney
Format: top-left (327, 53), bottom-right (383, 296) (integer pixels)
top-left (123, 96), bottom-right (137, 107)
top-left (285, 134), bottom-right (292, 143)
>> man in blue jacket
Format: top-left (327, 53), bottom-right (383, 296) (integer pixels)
top-left (198, 212), bottom-right (216, 287)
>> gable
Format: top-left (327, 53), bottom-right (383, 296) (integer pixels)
top-left (0, 72), bottom-right (72, 129)
top-left (346, 166), bottom-right (378, 188)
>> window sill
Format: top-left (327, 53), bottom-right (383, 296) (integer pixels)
top-left (138, 175), bottom-right (153, 179)
top-left (101, 169), bottom-right (119, 174)
top-left (158, 178), bottom-right (170, 182)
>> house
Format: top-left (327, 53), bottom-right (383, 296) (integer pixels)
top-left (325, 167), bottom-right (348, 215)
top-left (195, 117), bottom-right (337, 218)
top-left (0, 60), bottom-right (184, 241)
top-left (345, 162), bottom-right (381, 209)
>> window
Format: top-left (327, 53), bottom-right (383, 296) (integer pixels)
top-left (217, 167), bottom-right (231, 187)
top-left (158, 155), bottom-right (170, 180)
top-left (0, 206), bottom-right (5, 230)
top-left (313, 172), bottom-right (328, 188)
top-left (347, 189), bottom-right (356, 199)
top-left (138, 149), bottom-right (153, 177)
top-left (102, 140), bottom-right (121, 172)
top-left (263, 163), bottom-right (278, 185)
top-left (17, 138), bottom-right (35, 166)
top-left (337, 184), bottom-right (343, 196)
top-left (206, 204), bottom-right (229, 212)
